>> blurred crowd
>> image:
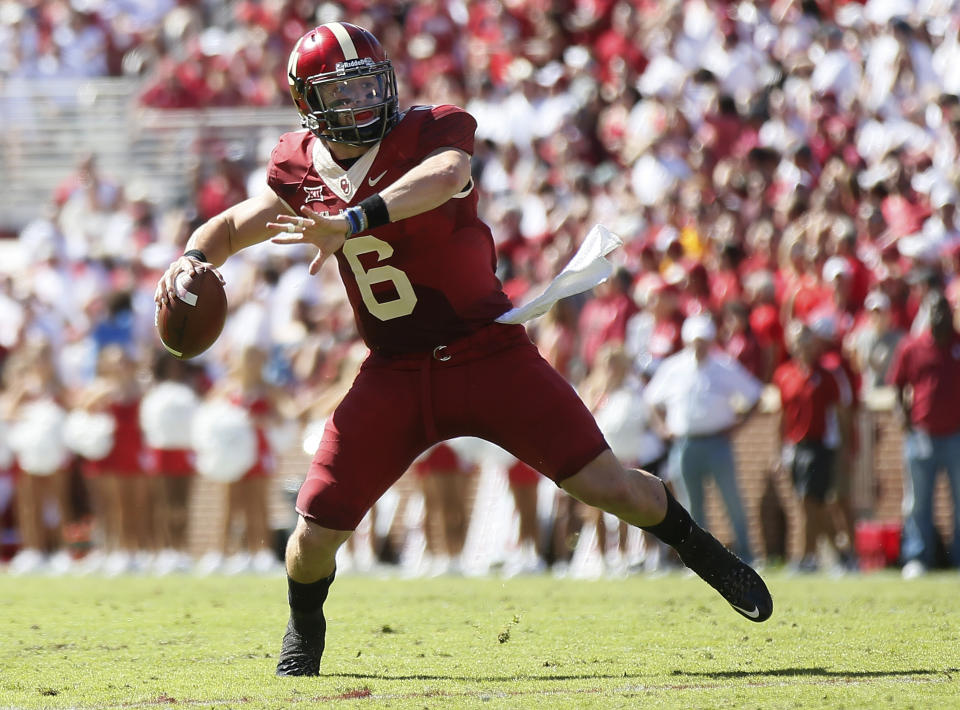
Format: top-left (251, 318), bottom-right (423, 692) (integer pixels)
top-left (1, 0), bottom-right (960, 578)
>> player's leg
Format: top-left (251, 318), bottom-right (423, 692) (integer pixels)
top-left (463, 339), bottom-right (771, 622)
top-left (562, 452), bottom-right (772, 622)
top-left (278, 362), bottom-right (428, 676)
top-left (276, 517), bottom-right (351, 677)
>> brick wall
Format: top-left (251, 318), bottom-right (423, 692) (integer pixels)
top-left (704, 408), bottom-right (956, 560)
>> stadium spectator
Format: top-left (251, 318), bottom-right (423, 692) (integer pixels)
top-left (721, 300), bottom-right (765, 381)
top-left (743, 270), bottom-right (785, 382)
top-left (577, 267), bottom-right (637, 369)
top-left (845, 290), bottom-right (906, 399)
top-left (772, 321), bottom-right (847, 572)
top-left (645, 314), bottom-right (763, 563)
top-left (810, 314), bottom-right (859, 572)
top-left (887, 293), bottom-right (960, 579)
top-left (154, 21), bottom-right (771, 676)
top-left (626, 280), bottom-right (684, 370)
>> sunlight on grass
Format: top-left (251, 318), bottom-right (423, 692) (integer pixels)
top-left (0, 571), bottom-right (958, 709)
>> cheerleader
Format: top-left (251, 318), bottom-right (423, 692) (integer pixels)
top-left (140, 353), bottom-right (200, 575)
top-left (411, 442), bottom-right (476, 576)
top-left (500, 457), bottom-right (547, 578)
top-left (74, 345), bottom-right (150, 575)
top-left (2, 337), bottom-right (72, 574)
top-left (201, 345), bottom-right (289, 574)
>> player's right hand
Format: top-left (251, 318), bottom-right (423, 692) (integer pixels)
top-left (154, 255), bottom-right (224, 307)
top-left (269, 206), bottom-right (350, 275)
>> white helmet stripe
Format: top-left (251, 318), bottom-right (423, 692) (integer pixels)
top-left (327, 22), bottom-right (359, 60)
top-left (287, 35), bottom-right (304, 85)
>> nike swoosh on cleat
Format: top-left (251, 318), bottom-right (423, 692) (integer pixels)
top-left (731, 603), bottom-right (761, 619)
top-left (368, 171), bottom-right (388, 186)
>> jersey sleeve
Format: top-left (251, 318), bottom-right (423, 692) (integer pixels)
top-left (267, 131), bottom-right (311, 209)
top-left (419, 105), bottom-right (477, 156)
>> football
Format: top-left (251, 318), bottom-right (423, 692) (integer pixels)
top-left (155, 269), bottom-right (227, 359)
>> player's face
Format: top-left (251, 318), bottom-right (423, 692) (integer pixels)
top-left (316, 76), bottom-right (387, 127)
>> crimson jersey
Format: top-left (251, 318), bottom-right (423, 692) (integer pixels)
top-left (773, 361), bottom-right (840, 444)
top-left (268, 104), bottom-right (513, 354)
top-left (887, 331), bottom-right (960, 435)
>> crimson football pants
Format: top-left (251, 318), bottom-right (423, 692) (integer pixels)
top-left (296, 323), bottom-right (609, 530)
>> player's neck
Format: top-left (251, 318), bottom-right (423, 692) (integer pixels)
top-left (324, 139), bottom-right (370, 163)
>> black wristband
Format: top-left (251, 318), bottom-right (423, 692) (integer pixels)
top-left (183, 248), bottom-right (207, 262)
top-left (359, 193), bottom-right (390, 230)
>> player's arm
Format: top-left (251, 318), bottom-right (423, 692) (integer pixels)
top-left (271, 147), bottom-right (472, 275)
top-left (155, 190), bottom-right (289, 306)
top-left (377, 147), bottom-right (472, 221)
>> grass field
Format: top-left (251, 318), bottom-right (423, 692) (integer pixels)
top-left (1, 570), bottom-right (958, 709)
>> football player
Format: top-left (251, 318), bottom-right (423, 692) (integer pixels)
top-left (155, 22), bottom-right (772, 677)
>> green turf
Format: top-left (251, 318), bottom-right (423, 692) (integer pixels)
top-left (0, 570), bottom-right (958, 709)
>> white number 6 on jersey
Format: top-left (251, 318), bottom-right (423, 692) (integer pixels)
top-left (342, 235), bottom-right (417, 321)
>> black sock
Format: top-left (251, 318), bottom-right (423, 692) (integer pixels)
top-left (288, 570), bottom-right (336, 618)
top-left (641, 482), bottom-right (694, 547)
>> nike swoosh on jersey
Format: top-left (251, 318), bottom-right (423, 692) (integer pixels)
top-left (368, 170), bottom-right (388, 186)
top-left (730, 603), bottom-right (761, 619)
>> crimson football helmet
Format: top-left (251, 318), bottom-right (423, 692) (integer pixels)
top-left (287, 22), bottom-right (399, 145)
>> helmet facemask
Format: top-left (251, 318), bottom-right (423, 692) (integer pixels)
top-left (300, 59), bottom-right (399, 146)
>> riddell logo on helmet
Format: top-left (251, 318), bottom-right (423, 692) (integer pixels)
top-left (336, 58), bottom-right (375, 74)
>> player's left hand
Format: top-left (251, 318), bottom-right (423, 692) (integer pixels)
top-left (268, 206), bottom-right (349, 275)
